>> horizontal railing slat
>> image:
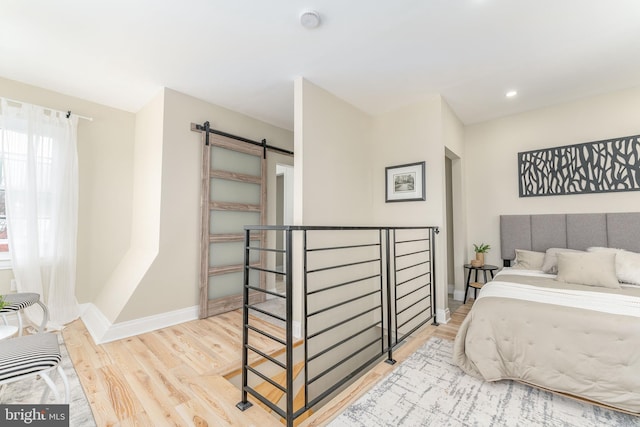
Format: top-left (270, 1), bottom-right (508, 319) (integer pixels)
top-left (307, 289), bottom-right (380, 317)
top-left (236, 225), bottom-right (439, 427)
top-left (307, 305), bottom-right (381, 340)
top-left (307, 320), bottom-right (382, 362)
top-left (307, 336), bottom-right (382, 385)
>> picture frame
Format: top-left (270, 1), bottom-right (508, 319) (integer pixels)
top-left (385, 161), bottom-right (426, 202)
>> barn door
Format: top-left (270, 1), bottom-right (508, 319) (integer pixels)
top-left (197, 129), bottom-right (266, 318)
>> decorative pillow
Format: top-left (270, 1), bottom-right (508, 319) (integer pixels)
top-left (541, 248), bottom-right (583, 274)
top-left (556, 252), bottom-right (620, 289)
top-left (587, 247), bottom-right (640, 286)
top-left (512, 249), bottom-right (545, 270)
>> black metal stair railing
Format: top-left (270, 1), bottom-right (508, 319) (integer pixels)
top-left (236, 225), bottom-right (439, 427)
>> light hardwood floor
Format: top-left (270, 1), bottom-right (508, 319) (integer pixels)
top-left (63, 303), bottom-right (471, 427)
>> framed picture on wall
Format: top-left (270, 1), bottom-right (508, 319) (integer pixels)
top-left (385, 161), bottom-right (426, 202)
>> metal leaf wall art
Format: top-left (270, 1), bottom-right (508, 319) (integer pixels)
top-left (518, 134), bottom-right (640, 197)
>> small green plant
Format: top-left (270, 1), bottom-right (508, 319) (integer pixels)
top-left (473, 243), bottom-right (491, 253)
top-left (0, 295), bottom-right (5, 310)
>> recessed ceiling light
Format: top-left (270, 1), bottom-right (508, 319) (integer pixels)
top-left (505, 90), bottom-right (518, 98)
top-left (300, 10), bottom-right (321, 29)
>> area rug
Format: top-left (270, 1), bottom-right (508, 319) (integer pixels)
top-left (328, 338), bottom-right (639, 427)
top-left (0, 333), bottom-right (96, 427)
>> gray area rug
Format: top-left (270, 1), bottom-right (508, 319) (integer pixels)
top-left (329, 337), bottom-right (639, 427)
top-left (0, 333), bottom-right (96, 427)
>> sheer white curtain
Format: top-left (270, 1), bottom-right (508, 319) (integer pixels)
top-left (0, 99), bottom-right (80, 329)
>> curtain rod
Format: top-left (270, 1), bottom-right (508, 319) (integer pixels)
top-left (1, 97), bottom-right (93, 121)
top-left (194, 121), bottom-right (294, 156)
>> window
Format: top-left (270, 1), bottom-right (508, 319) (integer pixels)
top-left (0, 101), bottom-right (81, 325)
top-left (0, 128), bottom-right (57, 264)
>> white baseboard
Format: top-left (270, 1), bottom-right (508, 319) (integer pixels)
top-left (453, 289), bottom-right (466, 302)
top-left (79, 303), bottom-right (111, 344)
top-left (80, 303), bottom-right (198, 344)
top-left (436, 307), bottom-right (450, 324)
top-left (293, 320), bottom-right (301, 339)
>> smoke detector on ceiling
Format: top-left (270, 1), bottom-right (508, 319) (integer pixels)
top-left (300, 10), bottom-right (321, 29)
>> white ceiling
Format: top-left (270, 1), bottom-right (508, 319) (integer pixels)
top-left (2, 0), bottom-right (640, 130)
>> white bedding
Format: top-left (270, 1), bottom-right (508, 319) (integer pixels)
top-left (478, 281), bottom-right (640, 318)
top-left (497, 266), bottom-right (640, 288)
top-left (494, 267), bottom-right (554, 278)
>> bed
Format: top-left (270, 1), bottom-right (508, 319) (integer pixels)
top-left (453, 212), bottom-right (640, 414)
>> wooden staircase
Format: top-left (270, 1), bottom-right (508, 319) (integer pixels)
top-left (224, 339), bottom-right (313, 425)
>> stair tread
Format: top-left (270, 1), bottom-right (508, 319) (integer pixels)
top-left (252, 360), bottom-right (305, 412)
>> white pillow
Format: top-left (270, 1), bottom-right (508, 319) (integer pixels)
top-left (587, 247), bottom-right (640, 286)
top-left (541, 247), bottom-right (583, 274)
top-left (556, 252), bottom-right (620, 289)
top-left (512, 249), bottom-right (545, 270)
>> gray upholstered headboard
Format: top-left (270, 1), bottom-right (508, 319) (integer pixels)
top-left (500, 212), bottom-right (640, 266)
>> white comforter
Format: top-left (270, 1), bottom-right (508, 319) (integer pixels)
top-left (480, 269), bottom-right (640, 318)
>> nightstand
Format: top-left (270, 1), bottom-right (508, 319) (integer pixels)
top-left (463, 264), bottom-right (498, 303)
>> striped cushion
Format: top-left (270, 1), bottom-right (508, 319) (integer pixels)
top-left (0, 293), bottom-right (40, 313)
top-left (0, 333), bottom-right (61, 383)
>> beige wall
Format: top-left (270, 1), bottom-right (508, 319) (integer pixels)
top-left (370, 97), bottom-right (450, 319)
top-left (116, 88), bottom-right (293, 322)
top-left (295, 79), bottom-right (455, 322)
top-left (442, 100), bottom-right (465, 157)
top-left (292, 78), bottom-right (375, 334)
top-left (465, 86), bottom-right (640, 268)
top-left (0, 77), bottom-right (294, 327)
top-left (93, 89), bottom-right (164, 321)
top-left (294, 78), bottom-right (374, 225)
top-left (442, 100), bottom-right (466, 297)
top-left (370, 97), bottom-right (443, 225)
top-left (0, 77), bottom-right (135, 301)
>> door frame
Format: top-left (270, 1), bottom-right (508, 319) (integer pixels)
top-left (198, 131), bottom-right (267, 318)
